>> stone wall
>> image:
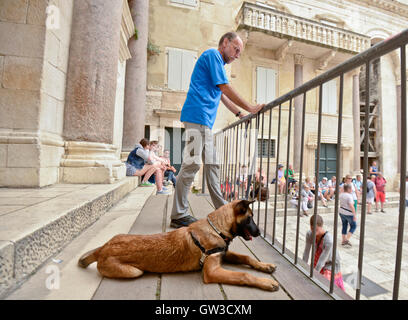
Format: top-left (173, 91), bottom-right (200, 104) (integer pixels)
top-left (0, 0), bottom-right (73, 187)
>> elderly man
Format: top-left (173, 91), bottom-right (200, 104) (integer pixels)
top-left (170, 32), bottom-right (265, 228)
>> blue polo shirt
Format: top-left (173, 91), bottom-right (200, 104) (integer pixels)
top-left (180, 48), bottom-right (229, 129)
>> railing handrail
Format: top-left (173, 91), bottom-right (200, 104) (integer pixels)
top-left (218, 28), bottom-right (408, 133)
top-left (213, 27), bottom-right (407, 299)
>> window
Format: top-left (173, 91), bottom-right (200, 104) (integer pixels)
top-left (257, 139), bottom-right (275, 158)
top-left (256, 67), bottom-right (277, 104)
top-left (322, 79), bottom-right (337, 114)
top-left (170, 0), bottom-right (198, 8)
top-left (167, 48), bottom-right (197, 91)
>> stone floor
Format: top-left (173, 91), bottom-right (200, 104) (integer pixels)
top-left (251, 195), bottom-right (408, 300)
top-left (1, 181), bottom-right (406, 300)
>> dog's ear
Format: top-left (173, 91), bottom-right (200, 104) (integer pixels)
top-left (234, 199), bottom-right (255, 215)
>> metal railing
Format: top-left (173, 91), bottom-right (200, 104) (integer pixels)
top-left (210, 28), bottom-right (408, 300)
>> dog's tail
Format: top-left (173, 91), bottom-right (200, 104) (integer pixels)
top-left (77, 247), bottom-right (101, 268)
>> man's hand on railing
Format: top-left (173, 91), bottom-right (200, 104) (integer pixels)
top-left (251, 103), bottom-right (265, 114)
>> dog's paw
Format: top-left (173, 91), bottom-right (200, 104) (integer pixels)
top-left (261, 278), bottom-right (279, 292)
top-left (257, 262), bottom-right (277, 274)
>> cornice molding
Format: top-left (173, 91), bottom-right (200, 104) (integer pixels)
top-left (346, 0), bottom-right (408, 18)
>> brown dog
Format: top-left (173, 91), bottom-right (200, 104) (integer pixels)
top-left (78, 199), bottom-right (279, 291)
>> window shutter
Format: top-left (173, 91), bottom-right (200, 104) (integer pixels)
top-left (257, 67), bottom-right (267, 104)
top-left (181, 50), bottom-right (196, 91)
top-left (168, 49), bottom-right (182, 90)
top-left (322, 79), bottom-right (337, 114)
top-left (329, 80), bottom-right (337, 114)
top-left (257, 67), bottom-right (276, 104)
top-left (266, 68), bottom-right (276, 103)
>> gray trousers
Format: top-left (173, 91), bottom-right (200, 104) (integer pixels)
top-left (171, 122), bottom-right (227, 220)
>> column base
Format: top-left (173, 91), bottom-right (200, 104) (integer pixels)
top-left (0, 131), bottom-right (64, 187)
top-left (60, 141), bottom-right (125, 184)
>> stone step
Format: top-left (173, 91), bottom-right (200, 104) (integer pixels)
top-left (251, 199), bottom-right (402, 215)
top-left (0, 177), bottom-right (146, 298)
top-left (266, 199), bottom-right (401, 209)
top-left (267, 193), bottom-right (400, 202)
top-left (251, 205), bottom-right (333, 217)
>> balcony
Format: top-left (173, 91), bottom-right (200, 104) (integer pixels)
top-left (236, 2), bottom-right (371, 54)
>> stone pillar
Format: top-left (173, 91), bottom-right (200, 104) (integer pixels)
top-left (352, 68), bottom-right (361, 173)
top-left (293, 54), bottom-right (304, 172)
top-left (122, 0), bottom-right (149, 155)
top-left (61, 0), bottom-right (125, 183)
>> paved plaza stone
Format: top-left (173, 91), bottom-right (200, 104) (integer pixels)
top-left (1, 183), bottom-right (406, 300)
top-left (251, 193), bottom-right (408, 300)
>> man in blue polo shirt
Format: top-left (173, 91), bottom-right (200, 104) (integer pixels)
top-left (170, 32), bottom-right (265, 228)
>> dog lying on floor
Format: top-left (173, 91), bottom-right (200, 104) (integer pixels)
top-left (78, 199), bottom-right (279, 291)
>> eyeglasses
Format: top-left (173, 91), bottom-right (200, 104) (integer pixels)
top-left (229, 41), bottom-right (241, 56)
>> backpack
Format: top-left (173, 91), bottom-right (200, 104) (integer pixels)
top-left (367, 181), bottom-right (372, 193)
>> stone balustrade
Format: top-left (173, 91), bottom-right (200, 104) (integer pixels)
top-left (237, 2), bottom-right (371, 53)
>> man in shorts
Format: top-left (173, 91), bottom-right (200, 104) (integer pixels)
top-left (366, 175), bottom-right (377, 215)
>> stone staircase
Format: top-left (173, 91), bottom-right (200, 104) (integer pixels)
top-left (0, 177), bottom-right (150, 298)
top-left (250, 192), bottom-right (402, 217)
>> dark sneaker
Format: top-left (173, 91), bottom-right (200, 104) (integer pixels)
top-left (170, 215), bottom-right (198, 228)
top-left (381, 209), bottom-right (386, 213)
top-left (342, 240), bottom-right (352, 248)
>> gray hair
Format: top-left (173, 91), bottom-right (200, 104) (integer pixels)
top-left (218, 32), bottom-right (238, 47)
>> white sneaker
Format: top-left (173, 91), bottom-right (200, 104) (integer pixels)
top-left (156, 189), bottom-right (170, 195)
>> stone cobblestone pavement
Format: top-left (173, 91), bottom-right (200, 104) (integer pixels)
top-left (255, 200), bottom-right (408, 300)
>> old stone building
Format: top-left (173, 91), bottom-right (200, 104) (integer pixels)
top-left (0, 0), bottom-right (407, 188)
top-left (145, 0), bottom-right (408, 188)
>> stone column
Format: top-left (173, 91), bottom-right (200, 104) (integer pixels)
top-left (122, 0), bottom-right (149, 155)
top-left (293, 54), bottom-right (304, 172)
top-left (61, 0), bottom-right (125, 183)
top-left (352, 68), bottom-right (361, 173)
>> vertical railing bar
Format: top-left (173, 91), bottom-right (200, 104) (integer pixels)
top-left (264, 108), bottom-right (273, 238)
top-left (224, 130), bottom-right (230, 202)
top-left (294, 92), bottom-right (307, 264)
top-left (242, 122), bottom-right (248, 199)
top-left (356, 61), bottom-right (371, 300)
top-left (330, 73), bottom-right (344, 293)
top-left (257, 112), bottom-right (265, 226)
top-left (221, 131), bottom-right (227, 200)
top-left (227, 128), bottom-right (234, 202)
top-left (311, 84), bottom-right (323, 278)
top-left (233, 124), bottom-right (239, 200)
top-left (230, 126), bottom-right (238, 200)
top-left (272, 104), bottom-right (282, 245)
top-left (392, 44), bottom-right (406, 300)
top-left (246, 120), bottom-right (253, 200)
top-left (252, 115), bottom-right (260, 213)
top-left (282, 98), bottom-right (293, 254)
top-left (238, 122), bottom-right (243, 199)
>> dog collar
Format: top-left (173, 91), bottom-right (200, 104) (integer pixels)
top-left (190, 232), bottom-right (228, 268)
top-left (207, 217), bottom-right (233, 245)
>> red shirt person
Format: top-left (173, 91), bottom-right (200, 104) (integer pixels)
top-left (375, 173), bottom-right (387, 213)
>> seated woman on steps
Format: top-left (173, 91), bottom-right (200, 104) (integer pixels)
top-left (125, 138), bottom-right (169, 195)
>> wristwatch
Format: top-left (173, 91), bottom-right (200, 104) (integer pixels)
top-left (235, 111), bottom-right (241, 117)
